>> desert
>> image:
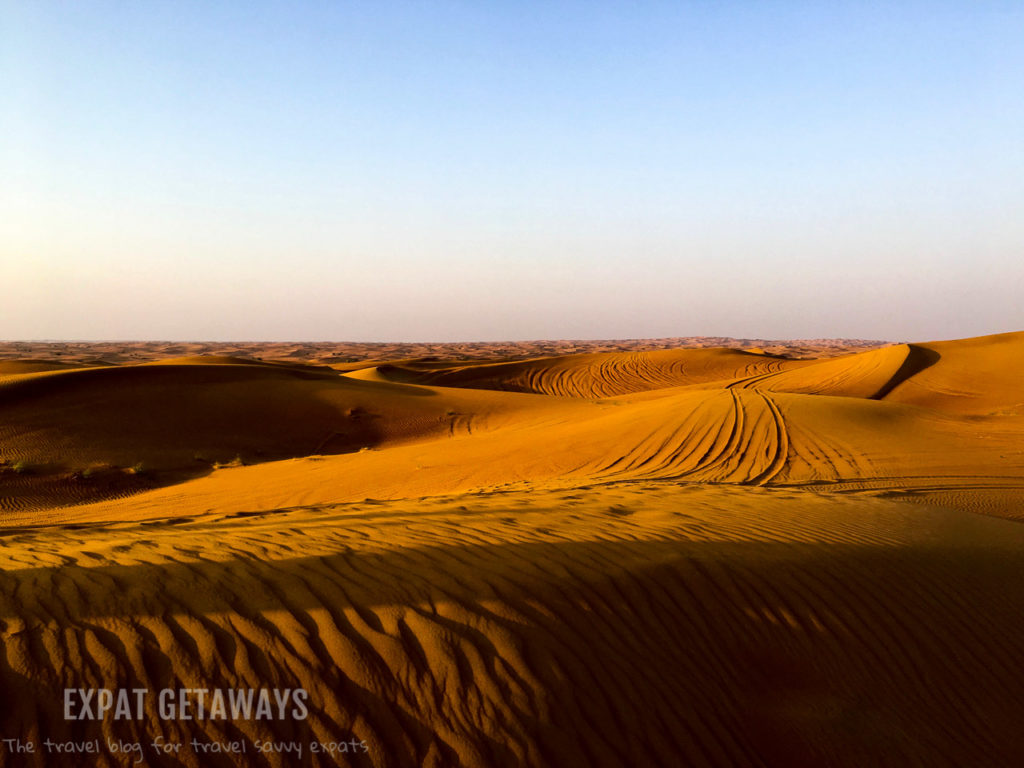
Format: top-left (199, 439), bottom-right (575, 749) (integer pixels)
top-left (1, 331), bottom-right (1023, 766)
top-left (7, 2), bottom-right (1022, 765)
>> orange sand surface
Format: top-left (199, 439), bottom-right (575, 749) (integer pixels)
top-left (1, 332), bottom-right (1022, 766)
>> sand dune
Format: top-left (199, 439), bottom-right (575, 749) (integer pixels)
top-left (3, 486), bottom-right (1024, 767)
top-left (0, 359), bottom-right (577, 515)
top-left (358, 348), bottom-right (808, 398)
top-left (0, 336), bottom-right (892, 367)
top-left (1, 332), bottom-right (1023, 766)
top-left (880, 331), bottom-right (1024, 414)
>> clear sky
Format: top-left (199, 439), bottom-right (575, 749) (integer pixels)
top-left (2, 1), bottom-right (1022, 342)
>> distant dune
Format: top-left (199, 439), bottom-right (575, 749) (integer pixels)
top-left (0, 335), bottom-right (891, 367)
top-left (1, 332), bottom-right (1023, 766)
top-left (355, 348), bottom-right (804, 397)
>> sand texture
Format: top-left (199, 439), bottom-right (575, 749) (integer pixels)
top-left (1, 332), bottom-right (1023, 767)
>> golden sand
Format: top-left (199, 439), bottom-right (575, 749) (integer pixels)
top-left (1, 332), bottom-right (1022, 766)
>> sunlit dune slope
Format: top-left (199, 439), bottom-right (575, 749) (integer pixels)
top-left (0, 359), bottom-right (101, 386)
top-left (3, 334), bottom-right (1023, 522)
top-left (0, 357), bottom-right (584, 513)
top-left (722, 343), bottom-right (919, 398)
top-left (143, 354), bottom-right (319, 368)
top-left (356, 348), bottom-right (810, 397)
top-left (0, 358), bottom-right (583, 470)
top-left (45, 381), bottom-right (1021, 527)
top-left (359, 332), bottom-right (1024, 416)
top-left (881, 331), bottom-right (1024, 414)
top-left (718, 331), bottom-right (1024, 415)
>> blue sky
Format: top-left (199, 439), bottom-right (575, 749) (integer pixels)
top-left (2, 1), bottom-right (1022, 341)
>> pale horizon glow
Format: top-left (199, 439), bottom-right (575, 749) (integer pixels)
top-left (2, 2), bottom-right (1022, 343)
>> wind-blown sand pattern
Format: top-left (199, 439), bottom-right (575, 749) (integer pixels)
top-left (1, 332), bottom-right (1023, 766)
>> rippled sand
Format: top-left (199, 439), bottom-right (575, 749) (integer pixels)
top-left (1, 331), bottom-right (1022, 766)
